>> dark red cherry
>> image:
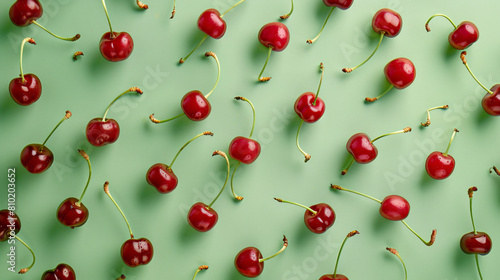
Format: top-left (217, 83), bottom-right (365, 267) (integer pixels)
top-left (425, 151), bottom-right (455, 180)
top-left (372, 8), bottom-right (402, 37)
top-left (181, 90), bottom-right (212, 121)
top-left (198, 9), bottom-right (226, 39)
top-left (384, 58), bottom-right (416, 89)
top-left (305, 203), bottom-right (335, 234)
top-left (319, 274), bottom-right (348, 280)
top-left (86, 118), bottom-right (120, 147)
top-left (482, 84), bottom-right (500, 116)
top-left (20, 143), bottom-right (53, 174)
top-left (99, 32), bottom-right (134, 62)
top-left (41, 264), bottom-right (76, 280)
top-left (187, 202), bottom-right (218, 232)
top-left (121, 238), bottom-right (154, 267)
top-left (229, 137), bottom-right (261, 164)
top-left (346, 133), bottom-right (377, 164)
top-left (258, 22), bottom-right (290, 52)
top-left (323, 0), bottom-right (353, 9)
top-left (9, 0), bottom-right (42, 27)
top-left (379, 195), bottom-right (409, 221)
top-left (9, 73), bottom-right (41, 106)
top-left (146, 163), bottom-right (178, 193)
top-left (0, 210), bottom-right (20, 241)
top-left (460, 232), bottom-right (492, 255)
top-left (294, 92), bottom-right (325, 123)
top-left (449, 21), bottom-right (479, 50)
top-left (234, 247), bottom-right (263, 277)
top-left (57, 197), bottom-right (89, 228)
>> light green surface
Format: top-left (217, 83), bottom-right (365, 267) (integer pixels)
top-left (1, 0), bottom-right (500, 279)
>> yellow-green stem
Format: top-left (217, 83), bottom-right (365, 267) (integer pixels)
top-left (207, 151), bottom-right (230, 208)
top-left (341, 157), bottom-right (355, 175)
top-left (19, 38), bottom-right (35, 83)
top-left (422, 105), bottom-right (449, 127)
top-left (101, 0), bottom-right (114, 35)
top-left (31, 21), bottom-right (80, 41)
top-left (386, 247), bottom-right (407, 280)
top-left (461, 51), bottom-right (493, 94)
top-left (425, 14), bottom-right (457, 31)
top-left (104, 182), bottom-right (134, 238)
top-left (259, 236), bottom-right (288, 262)
top-left (333, 231), bottom-right (359, 277)
top-left (258, 47), bottom-right (273, 82)
top-left (296, 120), bottom-right (310, 162)
top-left (180, 34), bottom-right (208, 63)
top-left (234, 97), bottom-right (256, 138)
top-left (343, 32), bottom-right (384, 73)
top-left (230, 161), bottom-right (243, 200)
top-left (475, 254), bottom-right (483, 280)
top-left (312, 63), bottom-right (324, 105)
top-left (15, 235), bottom-right (35, 274)
top-left (204, 52), bottom-right (220, 99)
top-left (400, 220), bottom-right (436, 246)
top-left (366, 84), bottom-right (393, 102)
top-left (149, 112), bottom-right (185, 124)
top-left (331, 185), bottom-right (382, 203)
top-left (192, 265), bottom-right (209, 280)
top-left (371, 127), bottom-right (412, 143)
top-left (274, 198), bottom-right (317, 215)
top-left (77, 150), bottom-right (92, 205)
top-left (40, 111), bottom-right (72, 151)
top-left (221, 0), bottom-right (247, 17)
top-left (307, 7), bottom-right (336, 44)
top-left (443, 129), bottom-right (458, 156)
top-left (468, 187), bottom-right (477, 234)
top-left (170, 132), bottom-right (213, 168)
top-left (280, 0), bottom-right (294, 19)
top-left (102, 87), bottom-right (142, 122)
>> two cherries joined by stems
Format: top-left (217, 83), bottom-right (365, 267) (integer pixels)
top-left (41, 264), bottom-right (76, 280)
top-left (21, 110), bottom-right (71, 174)
top-left (235, 235), bottom-right (288, 277)
top-left (342, 127), bottom-right (412, 175)
top-left (146, 132), bottom-right (214, 194)
top-left (151, 52), bottom-right (220, 124)
top-left (274, 198), bottom-right (335, 234)
top-left (425, 129), bottom-right (459, 180)
top-left (9, 38), bottom-right (41, 106)
top-left (9, 0), bottom-right (80, 41)
top-left (365, 57), bottom-right (416, 102)
top-left (342, 8), bottom-right (401, 73)
top-left (425, 14), bottom-right (479, 50)
top-left (318, 230), bottom-right (358, 280)
top-left (257, 22), bottom-right (290, 82)
top-left (0, 210), bottom-right (36, 274)
top-left (331, 185), bottom-right (437, 246)
top-left (100, 0), bottom-right (134, 62)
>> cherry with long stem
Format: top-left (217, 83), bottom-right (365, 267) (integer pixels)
top-left (331, 184), bottom-right (437, 246)
top-left (100, 0), bottom-right (134, 62)
top-left (257, 22), bottom-right (290, 82)
top-left (365, 57), bottom-right (416, 102)
top-left (9, 37), bottom-right (41, 106)
top-left (16, 236), bottom-right (36, 274)
top-left (280, 0), bottom-right (294, 19)
top-left (234, 236), bottom-right (288, 277)
top-left (421, 105), bottom-right (449, 127)
top-left (192, 265), bottom-right (209, 280)
top-left (425, 128), bottom-right (458, 180)
top-left (387, 247), bottom-right (407, 280)
top-left (274, 198), bottom-right (335, 234)
top-left (136, 0), bottom-right (148, 9)
top-left (425, 14), bottom-right (479, 50)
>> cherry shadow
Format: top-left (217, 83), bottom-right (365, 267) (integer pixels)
top-left (419, 168), bottom-right (439, 190)
top-left (443, 43), bottom-right (460, 61)
top-left (177, 29), bottom-right (212, 66)
top-left (177, 219), bottom-right (204, 244)
top-left (474, 105), bottom-right (493, 126)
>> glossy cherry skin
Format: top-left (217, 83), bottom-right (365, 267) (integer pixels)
top-left (294, 92), bottom-right (325, 123)
top-left (20, 143), bottom-right (53, 174)
top-left (57, 197), bottom-right (89, 228)
top-left (482, 84), bottom-right (500, 116)
top-left (0, 210), bottom-right (21, 241)
top-left (198, 9), bottom-right (226, 39)
top-left (41, 264), bottom-right (76, 280)
top-left (323, 0), bottom-right (353, 9)
top-left (305, 203), bottom-right (335, 234)
top-left (235, 247), bottom-right (263, 277)
top-left (187, 202), bottom-right (218, 232)
top-left (121, 238), bottom-right (154, 267)
top-left (319, 274), bottom-right (349, 280)
top-left (449, 21), bottom-right (479, 50)
top-left (9, 0), bottom-right (42, 27)
top-left (258, 22), bottom-right (290, 52)
top-left (372, 8), bottom-right (402, 37)
top-left (9, 74), bottom-right (42, 106)
top-left (379, 195), bottom-right (409, 221)
top-left (460, 232), bottom-right (492, 255)
top-left (181, 90), bottom-right (211, 121)
top-left (384, 58), bottom-right (416, 89)
top-left (425, 151), bottom-right (455, 180)
top-left (99, 32), bottom-right (134, 62)
top-left (86, 118), bottom-right (120, 147)
top-left (146, 163), bottom-right (178, 193)
top-left (346, 133), bottom-right (377, 163)
top-left (229, 137), bottom-right (261, 164)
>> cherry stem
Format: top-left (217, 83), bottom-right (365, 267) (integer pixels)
top-left (149, 112), bottom-right (185, 124)
top-left (280, 0), bottom-right (294, 19)
top-left (274, 198), bottom-right (317, 215)
top-left (193, 265), bottom-right (209, 280)
top-left (170, 131), bottom-right (213, 168)
top-left (116, 275), bottom-right (126, 280)
top-left (102, 87), bottom-right (143, 122)
top-left (220, 0), bottom-right (247, 17)
top-left (330, 184), bottom-right (382, 203)
top-left (204, 52), bottom-right (220, 99)
top-left (443, 128), bottom-right (458, 156)
top-left (15, 235), bottom-right (35, 274)
top-left (258, 47), bottom-right (273, 82)
top-left (425, 14), bottom-right (457, 31)
top-left (136, 0), bottom-right (148, 9)
top-left (101, 0), bottom-right (114, 35)
top-left (40, 111), bottom-right (72, 151)
top-left (460, 51), bottom-right (493, 94)
top-left (343, 32), bottom-right (384, 73)
top-left (230, 161), bottom-right (243, 201)
top-left (170, 0), bottom-right (176, 19)
top-left (179, 34), bottom-right (208, 64)
top-left (313, 63), bottom-right (325, 105)
top-left (296, 120), bottom-right (311, 162)
top-left (490, 166), bottom-right (500, 176)
top-left (31, 21), bottom-right (80, 41)
top-left (341, 158), bottom-right (355, 175)
top-left (371, 127), bottom-right (412, 143)
top-left (400, 221), bottom-right (437, 246)
top-left (468, 187), bottom-right (478, 234)
top-left (475, 254), bottom-right (483, 280)
top-left (386, 247), bottom-right (407, 280)
top-left (333, 230), bottom-right (359, 277)
top-left (18, 38), bottom-right (35, 83)
top-left (366, 84), bottom-right (394, 102)
top-left (73, 51), bottom-right (84, 61)
top-left (104, 181), bottom-right (134, 239)
top-left (259, 235), bottom-right (288, 262)
top-left (234, 96), bottom-right (256, 138)
top-left (421, 105), bottom-right (449, 127)
top-left (76, 150), bottom-right (91, 206)
top-left (307, 7), bottom-right (336, 44)
top-left (207, 151), bottom-right (230, 208)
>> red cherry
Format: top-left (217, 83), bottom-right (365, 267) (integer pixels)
top-left (0, 210), bottom-right (35, 274)
top-left (346, 133), bottom-right (377, 164)
top-left (9, 0), bottom-right (42, 27)
top-left (235, 236), bottom-right (288, 277)
top-left (372, 8), bottom-right (402, 37)
top-left (384, 58), bottom-right (416, 89)
top-left (99, 32), bottom-right (134, 62)
top-left (229, 137), bottom-right (261, 164)
top-left (257, 22), bottom-right (290, 81)
top-left (379, 195), bottom-right (409, 221)
top-left (425, 129), bottom-right (458, 180)
top-left (323, 0), bottom-right (353, 9)
top-left (41, 264), bottom-right (76, 280)
top-left (181, 90), bottom-right (211, 121)
top-left (9, 38), bottom-right (41, 106)
top-left (198, 9), bottom-right (226, 39)
top-left (318, 230), bottom-right (359, 280)
top-left (294, 92), bottom-right (325, 122)
top-left (460, 232), bottom-right (492, 255)
top-left (425, 14), bottom-right (478, 50)
top-left (482, 84), bottom-right (500, 116)
top-left (275, 199), bottom-right (335, 234)
top-left (319, 275), bottom-right (348, 280)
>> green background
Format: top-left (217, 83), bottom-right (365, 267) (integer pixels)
top-left (1, 0), bottom-right (500, 279)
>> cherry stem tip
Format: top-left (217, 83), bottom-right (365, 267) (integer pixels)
top-left (137, 0), bottom-right (148, 9)
top-left (78, 149), bottom-right (89, 160)
top-left (468, 186), bottom-right (478, 198)
top-left (73, 51), bottom-right (84, 60)
top-left (347, 230), bottom-right (360, 238)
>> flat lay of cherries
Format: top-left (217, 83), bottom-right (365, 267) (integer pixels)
top-left (3, 0), bottom-right (500, 279)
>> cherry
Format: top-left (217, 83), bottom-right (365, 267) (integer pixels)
top-left (188, 151), bottom-right (230, 232)
top-left (319, 230), bottom-right (359, 280)
top-left (306, 0), bottom-right (354, 44)
top-left (150, 52), bottom-right (220, 124)
top-left (0, 210), bottom-right (36, 274)
top-left (229, 97), bottom-right (261, 201)
top-left (331, 185), bottom-right (437, 246)
top-left (342, 127), bottom-right (411, 175)
top-left (192, 265), bottom-right (209, 280)
top-left (179, 0), bottom-right (247, 63)
top-left (104, 182), bottom-right (154, 267)
top-left (342, 8), bottom-right (401, 73)
top-left (460, 187), bottom-right (491, 279)
top-left (257, 22), bottom-right (290, 81)
top-left (425, 14), bottom-right (479, 50)
top-left (146, 131), bottom-right (213, 194)
top-left (99, 0), bottom-right (134, 62)
top-left (9, 0), bottom-right (80, 41)
top-left (235, 236), bottom-right (288, 277)
top-left (460, 51), bottom-right (500, 116)
top-left (86, 87), bottom-right (143, 147)
top-left (9, 38), bottom-right (41, 106)
top-left (294, 63), bottom-right (326, 162)
top-left (20, 110), bottom-right (71, 174)
top-left (57, 150), bottom-right (92, 228)
top-left (425, 129), bottom-right (459, 180)
top-left (365, 58), bottom-right (416, 102)
top-left (386, 247), bottom-right (407, 279)
top-left (421, 105), bottom-right (449, 127)
top-left (274, 198), bottom-right (335, 234)
top-left (41, 264), bottom-right (75, 280)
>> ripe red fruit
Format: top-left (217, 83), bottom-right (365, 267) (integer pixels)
top-left (257, 22), bottom-right (290, 81)
top-left (425, 129), bottom-right (458, 180)
top-left (365, 58), bottom-right (416, 102)
top-left (99, 0), bottom-right (134, 61)
top-left (41, 264), bottom-right (76, 280)
top-left (425, 14), bottom-right (479, 50)
top-left (9, 38), bottom-right (41, 106)
top-left (0, 210), bottom-right (35, 273)
top-left (235, 236), bottom-right (288, 277)
top-left (274, 198), bottom-right (335, 234)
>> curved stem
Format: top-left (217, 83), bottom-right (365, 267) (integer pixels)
top-left (15, 236), bottom-right (35, 274)
top-left (443, 128), bottom-right (458, 156)
top-left (221, 0), bottom-right (247, 17)
top-left (258, 46), bottom-right (273, 82)
top-left (312, 63), bottom-right (325, 105)
top-left (365, 84), bottom-right (393, 102)
top-left (468, 187), bottom-right (478, 234)
top-left (102, 87), bottom-right (143, 122)
top-left (77, 150), bottom-right (91, 205)
top-left (386, 247), bottom-right (407, 280)
top-left (280, 0), bottom-right (294, 19)
top-left (40, 111), bottom-right (72, 150)
top-left (296, 120), bottom-right (311, 162)
top-left (343, 32), bottom-right (384, 73)
top-left (400, 221), bottom-right (436, 246)
top-left (207, 151), bottom-right (230, 208)
top-left (259, 236), bottom-right (288, 262)
top-left (475, 254), bottom-right (483, 280)
top-left (192, 265), bottom-right (209, 280)
top-left (421, 105), bottom-right (449, 127)
top-left (274, 198), bottom-right (317, 215)
top-left (19, 38), bottom-right (35, 83)
top-left (460, 51), bottom-right (493, 94)
top-left (330, 184), bottom-right (382, 203)
top-left (31, 21), bottom-right (80, 41)
top-left (136, 0), bottom-right (148, 9)
top-left (333, 231), bottom-right (359, 277)
top-left (341, 158), bottom-right (355, 175)
top-left (104, 182), bottom-right (134, 239)
top-left (234, 97), bottom-right (256, 138)
top-left (371, 127), bottom-right (412, 143)
top-left (170, 0), bottom-right (176, 19)
top-left (149, 112), bottom-right (185, 124)
top-left (180, 34), bottom-right (208, 64)
top-left (170, 131), bottom-right (213, 168)
top-left (230, 161), bottom-right (243, 201)
top-left (425, 14), bottom-right (457, 31)
top-left (204, 52), bottom-right (220, 99)
top-left (307, 7), bottom-right (335, 44)
top-left (101, 0), bottom-right (114, 34)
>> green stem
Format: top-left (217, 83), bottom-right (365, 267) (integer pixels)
top-left (280, 0), bottom-right (294, 19)
top-left (104, 182), bottom-right (134, 238)
top-left (40, 111), bottom-right (72, 150)
top-left (333, 231), bottom-right (359, 277)
top-left (469, 192), bottom-right (477, 234)
top-left (207, 151), bottom-right (230, 208)
top-left (296, 120), bottom-right (311, 162)
top-left (230, 161), bottom-right (243, 200)
top-left (180, 34), bottom-right (208, 63)
top-left (475, 254), bottom-right (483, 280)
top-left (307, 7), bottom-right (336, 44)
top-left (461, 52), bottom-right (493, 94)
top-left (370, 127), bottom-right (412, 143)
top-left (77, 150), bottom-right (92, 205)
top-left (422, 105), bottom-right (449, 127)
top-left (259, 236), bottom-right (288, 262)
top-left (331, 185), bottom-right (382, 203)
top-left (19, 38), bottom-right (35, 83)
top-left (220, 0), bottom-right (247, 17)
top-left (258, 47), bottom-right (273, 81)
top-left (341, 157), bottom-right (355, 175)
top-left (343, 32), bottom-right (384, 73)
top-left (387, 248), bottom-right (407, 280)
top-left (234, 97), bottom-right (256, 138)
top-left (425, 14), bottom-right (457, 30)
top-left (204, 52), bottom-right (220, 99)
top-left (274, 198), bottom-right (317, 215)
top-left (400, 220), bottom-right (435, 246)
top-left (170, 132), bottom-right (213, 168)
top-left (102, 88), bottom-right (142, 122)
top-left (170, 0), bottom-right (176, 19)
top-left (150, 112), bottom-right (185, 124)
top-left (312, 63), bottom-right (324, 105)
top-left (192, 265), bottom-right (209, 280)
top-left (102, 0), bottom-right (114, 34)
top-left (31, 21), bottom-right (80, 41)
top-left (366, 84), bottom-right (394, 102)
top-left (443, 129), bottom-right (458, 156)
top-left (15, 236), bottom-right (35, 274)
